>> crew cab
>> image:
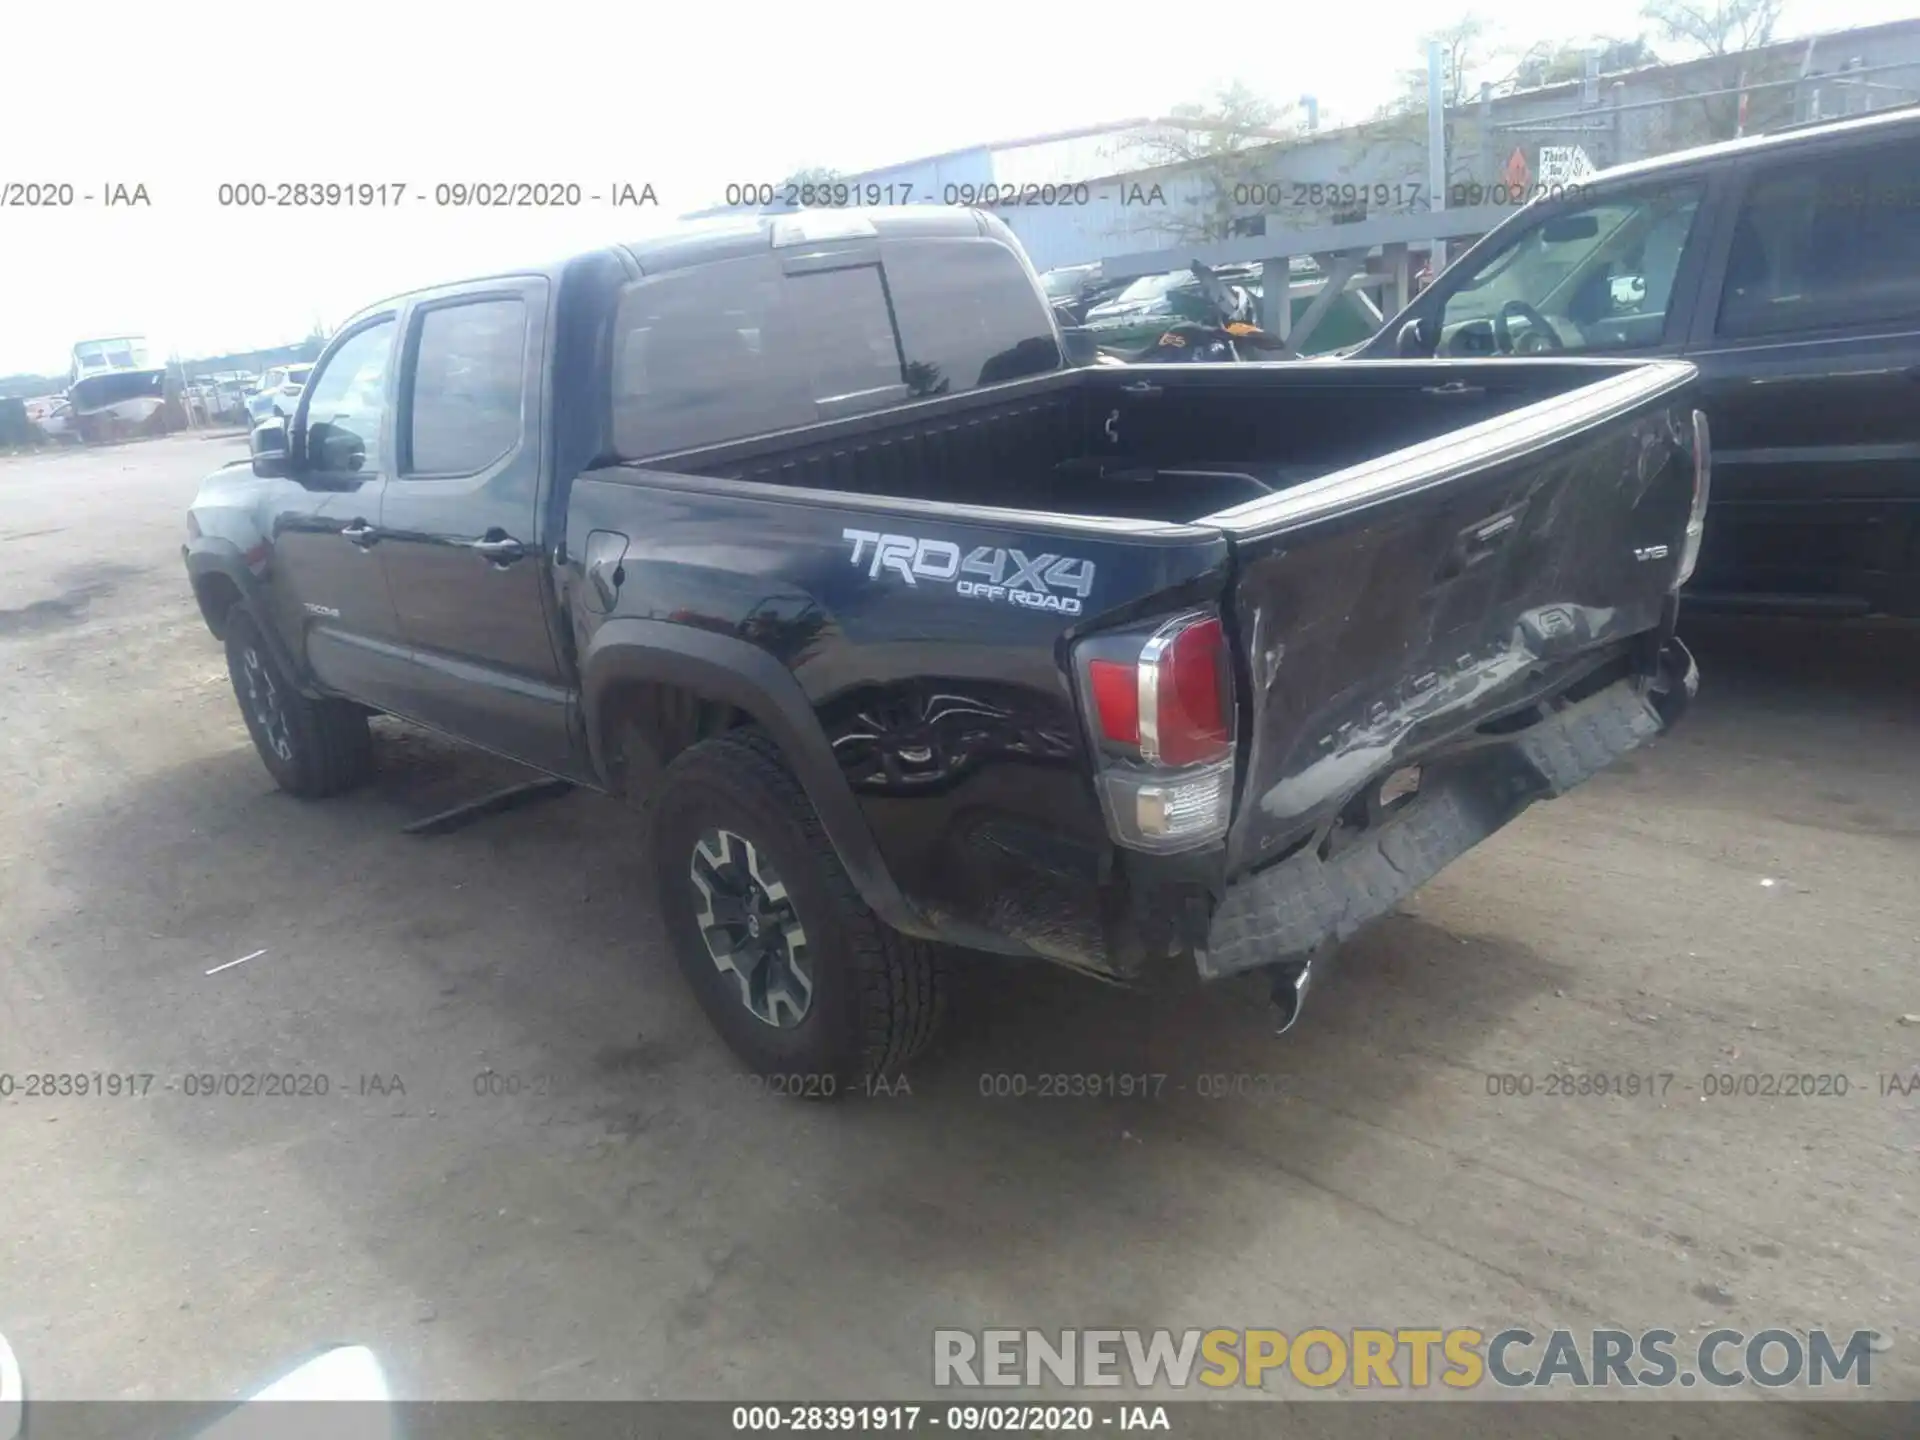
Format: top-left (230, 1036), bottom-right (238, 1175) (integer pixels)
top-left (1357, 105), bottom-right (1920, 619)
top-left (184, 206), bottom-right (1704, 1089)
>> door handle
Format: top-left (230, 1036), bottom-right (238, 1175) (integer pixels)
top-left (469, 534), bottom-right (528, 564)
top-left (340, 520), bottom-right (378, 546)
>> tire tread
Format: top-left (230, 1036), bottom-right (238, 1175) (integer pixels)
top-left (660, 730), bottom-right (945, 1081)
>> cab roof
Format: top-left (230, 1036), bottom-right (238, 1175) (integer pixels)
top-left (1583, 103), bottom-right (1920, 189)
top-left (617, 205), bottom-right (994, 275)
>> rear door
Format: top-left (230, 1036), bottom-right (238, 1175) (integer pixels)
top-left (373, 278), bottom-right (583, 776)
top-left (1679, 128), bottom-right (1920, 616)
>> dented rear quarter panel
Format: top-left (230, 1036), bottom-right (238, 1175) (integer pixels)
top-left (563, 466), bottom-right (1231, 965)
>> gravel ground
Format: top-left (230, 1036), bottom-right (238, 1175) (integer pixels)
top-left (1, 434), bottom-right (1914, 1430)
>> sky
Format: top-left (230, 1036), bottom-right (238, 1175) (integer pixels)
top-left (1, 0), bottom-right (1913, 377)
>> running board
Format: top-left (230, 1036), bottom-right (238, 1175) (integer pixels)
top-left (401, 777), bottom-right (575, 837)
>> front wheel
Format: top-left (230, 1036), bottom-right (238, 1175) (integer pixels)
top-left (648, 732), bottom-right (944, 1094)
top-left (223, 608), bottom-right (373, 797)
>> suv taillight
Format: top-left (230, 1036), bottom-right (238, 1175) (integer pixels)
top-left (1075, 611), bottom-right (1236, 852)
top-left (1677, 408), bottom-right (1711, 586)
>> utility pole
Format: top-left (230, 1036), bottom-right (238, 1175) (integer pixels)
top-left (1428, 40), bottom-right (1448, 272)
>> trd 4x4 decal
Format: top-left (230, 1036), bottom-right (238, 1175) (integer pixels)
top-left (842, 529), bottom-right (1096, 616)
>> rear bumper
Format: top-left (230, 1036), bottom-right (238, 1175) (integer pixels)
top-left (1197, 637), bottom-right (1697, 982)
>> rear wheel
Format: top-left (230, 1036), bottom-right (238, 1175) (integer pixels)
top-left (223, 608), bottom-right (373, 798)
top-left (648, 731), bottom-right (944, 1095)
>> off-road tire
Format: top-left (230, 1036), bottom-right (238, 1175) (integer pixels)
top-left (648, 730), bottom-right (944, 1095)
top-left (223, 608), bottom-right (373, 798)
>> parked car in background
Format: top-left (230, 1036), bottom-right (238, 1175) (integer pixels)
top-left (1356, 105), bottom-right (1920, 619)
top-left (246, 364), bottom-right (313, 425)
top-left (1082, 263), bottom-right (1383, 358)
top-left (22, 396), bottom-right (76, 444)
top-left (1039, 262), bottom-right (1130, 325)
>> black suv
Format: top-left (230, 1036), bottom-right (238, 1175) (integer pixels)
top-left (1361, 106), bottom-right (1920, 618)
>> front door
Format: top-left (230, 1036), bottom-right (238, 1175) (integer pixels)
top-left (270, 313), bottom-right (412, 710)
top-left (1680, 130), bottom-right (1920, 616)
top-left (373, 280), bottom-right (581, 775)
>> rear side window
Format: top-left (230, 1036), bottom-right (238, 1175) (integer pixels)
top-left (405, 297), bottom-right (527, 475)
top-left (886, 239), bottom-right (1061, 394)
top-left (612, 255), bottom-right (904, 458)
top-left (1718, 138), bottom-right (1920, 338)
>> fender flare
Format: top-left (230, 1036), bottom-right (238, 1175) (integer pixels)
top-left (182, 539), bottom-right (314, 694)
top-left (579, 618), bottom-right (932, 940)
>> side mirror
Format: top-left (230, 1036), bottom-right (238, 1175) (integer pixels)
top-left (1397, 317), bottom-right (1434, 357)
top-left (250, 417), bottom-right (291, 479)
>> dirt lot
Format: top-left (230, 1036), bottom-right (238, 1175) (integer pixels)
top-left (1, 435), bottom-right (1916, 1417)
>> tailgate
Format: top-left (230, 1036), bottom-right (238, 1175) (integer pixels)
top-left (1202, 361), bottom-right (1702, 875)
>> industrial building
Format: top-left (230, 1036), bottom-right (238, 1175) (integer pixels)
top-left (685, 16), bottom-right (1920, 289)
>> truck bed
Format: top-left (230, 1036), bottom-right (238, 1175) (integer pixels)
top-left (567, 352), bottom-right (1702, 980)
top-left (610, 358), bottom-right (1654, 526)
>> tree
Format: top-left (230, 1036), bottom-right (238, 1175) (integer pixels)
top-left (778, 166), bottom-right (843, 190)
top-left (1641, 0), bottom-right (1782, 56)
top-left (1515, 35), bottom-right (1660, 88)
top-left (1640, 0), bottom-right (1787, 141)
top-left (1125, 83), bottom-right (1301, 243)
top-left (1374, 17), bottom-right (1529, 196)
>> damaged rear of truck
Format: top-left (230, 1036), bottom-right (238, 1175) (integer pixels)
top-left (569, 355), bottom-right (1706, 1053)
top-left (189, 210), bottom-right (1706, 1084)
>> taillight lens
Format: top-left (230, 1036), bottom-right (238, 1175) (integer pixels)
top-left (1677, 408), bottom-right (1711, 586)
top-left (1087, 659), bottom-right (1141, 746)
top-left (1076, 611), bottom-right (1236, 853)
top-left (1146, 615), bottom-right (1230, 766)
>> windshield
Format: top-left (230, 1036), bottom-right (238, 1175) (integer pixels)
top-left (75, 341), bottom-right (147, 370)
top-left (1041, 268), bottom-right (1091, 299)
top-left (1110, 273), bottom-right (1186, 305)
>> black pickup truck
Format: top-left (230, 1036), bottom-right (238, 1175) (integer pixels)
top-left (184, 206), bottom-right (1704, 1088)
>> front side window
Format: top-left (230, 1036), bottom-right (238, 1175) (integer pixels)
top-left (302, 319), bottom-right (394, 473)
top-left (1717, 138), bottom-right (1920, 339)
top-left (1436, 183), bottom-right (1704, 354)
top-left (405, 298), bottom-right (527, 475)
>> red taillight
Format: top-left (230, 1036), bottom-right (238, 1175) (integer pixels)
top-left (1085, 615), bottom-right (1232, 766)
top-left (1088, 659), bottom-right (1140, 745)
top-left (1075, 610), bottom-right (1237, 854)
top-left (1152, 616), bottom-right (1229, 766)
